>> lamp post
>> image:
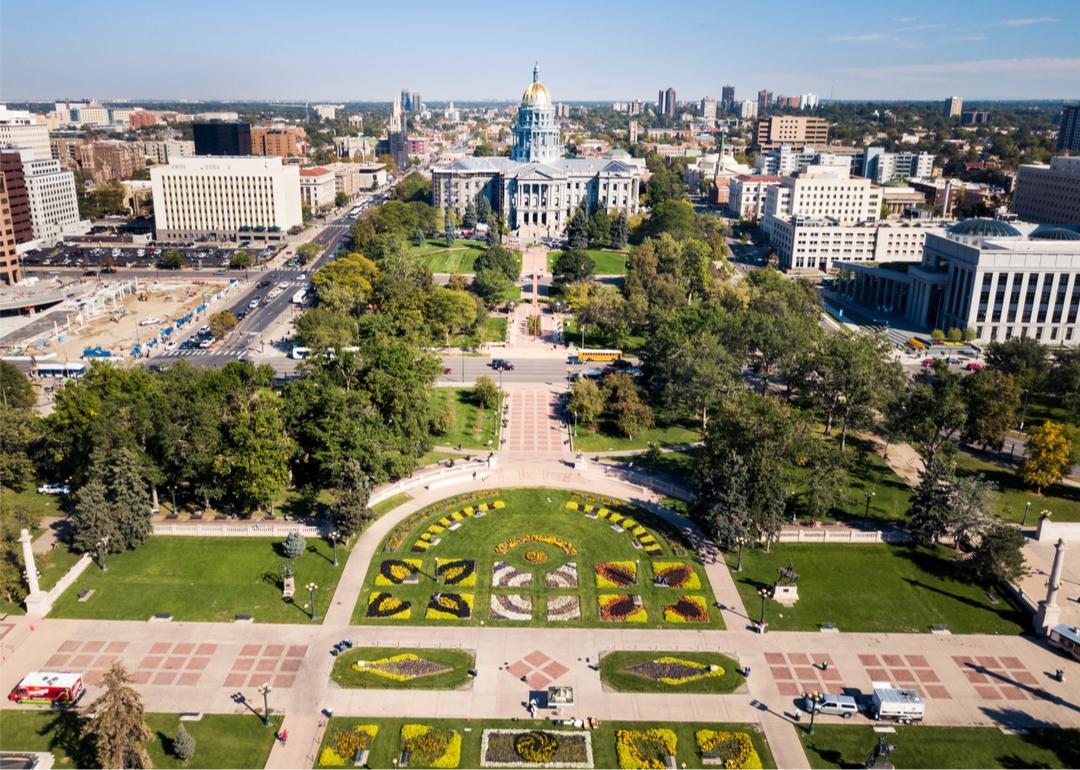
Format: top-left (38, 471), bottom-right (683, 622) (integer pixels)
top-left (1022, 500), bottom-right (1032, 527)
top-left (736, 538), bottom-right (745, 573)
top-left (807, 690), bottom-right (824, 735)
top-left (864, 489), bottom-right (876, 518)
top-left (330, 530), bottom-right (340, 567)
top-left (758, 587), bottom-right (769, 631)
top-left (306, 582), bottom-right (318, 622)
top-left (257, 682), bottom-right (272, 727)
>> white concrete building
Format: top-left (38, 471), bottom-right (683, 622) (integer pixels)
top-left (772, 216), bottom-right (947, 273)
top-left (799, 93), bottom-right (819, 110)
top-left (763, 164), bottom-right (882, 237)
top-left (861, 147), bottom-right (934, 184)
top-left (150, 156), bottom-right (302, 243)
top-left (313, 104), bottom-right (340, 121)
top-left (71, 107), bottom-right (110, 127)
top-left (736, 100), bottom-right (758, 119)
top-left (11, 150), bottom-right (83, 244)
top-left (141, 140), bottom-right (195, 165)
top-left (1011, 156), bottom-right (1080, 225)
top-left (0, 106), bottom-right (52, 161)
top-left (754, 146), bottom-right (855, 177)
top-left (299, 166), bottom-right (337, 210)
top-left (727, 175), bottom-right (783, 219)
top-left (835, 219), bottom-right (1080, 346)
top-left (334, 135), bottom-right (377, 160)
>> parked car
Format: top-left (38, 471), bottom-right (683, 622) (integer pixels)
top-left (921, 358), bottom-right (936, 367)
top-left (490, 359), bottom-right (514, 371)
top-left (802, 693), bottom-right (858, 719)
top-left (37, 483), bottom-right (70, 495)
top-left (965, 362), bottom-right (985, 371)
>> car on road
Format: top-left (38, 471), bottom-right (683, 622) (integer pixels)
top-left (249, 298), bottom-right (261, 309)
top-left (198, 338), bottom-right (215, 349)
top-left (164, 340), bottom-right (177, 351)
top-left (37, 483), bottom-right (70, 495)
top-left (442, 367), bottom-right (452, 375)
top-left (490, 359), bottom-right (514, 371)
top-left (297, 273), bottom-right (306, 281)
top-left (921, 358), bottom-right (936, 367)
top-left (139, 317), bottom-right (161, 327)
top-left (965, 362), bottom-right (985, 371)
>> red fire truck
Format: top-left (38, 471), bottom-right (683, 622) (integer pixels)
top-left (8, 672), bottom-right (85, 705)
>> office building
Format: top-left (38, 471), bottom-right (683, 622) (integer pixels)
top-left (657, 88), bottom-right (677, 117)
top-left (799, 93), bottom-right (819, 110)
top-left (251, 125), bottom-right (305, 157)
top-left (773, 217), bottom-right (946, 273)
top-left (0, 173), bottom-right (20, 283)
top-left (313, 104), bottom-right (339, 121)
top-left (1058, 104), bottom-right (1080, 153)
top-left (193, 120), bottom-right (252, 156)
top-left (757, 90), bottom-right (770, 115)
top-left (299, 166), bottom-right (336, 210)
top-left (945, 96), bottom-right (963, 118)
top-left (721, 85), bottom-right (736, 110)
top-left (701, 96), bottom-right (717, 120)
top-left (71, 106), bottom-right (110, 126)
top-left (150, 156), bottom-right (302, 242)
top-left (754, 115), bottom-right (828, 150)
top-left (755, 146), bottom-right (854, 177)
top-left (736, 100), bottom-right (758, 119)
top-left (433, 65), bottom-right (641, 239)
top-left (2, 149), bottom-right (82, 244)
top-left (0, 152), bottom-right (34, 244)
top-left (861, 147), bottom-right (934, 184)
top-left (763, 164), bottom-right (882, 238)
top-left (0, 106), bottom-right (52, 161)
top-left (1011, 156), bottom-right (1080, 225)
top-left (727, 175), bottom-right (783, 219)
top-left (834, 219), bottom-right (1080, 346)
top-left (334, 135), bottom-right (377, 160)
top-left (629, 120), bottom-right (640, 144)
top-left (411, 93), bottom-right (423, 113)
top-left (142, 140), bottom-right (195, 165)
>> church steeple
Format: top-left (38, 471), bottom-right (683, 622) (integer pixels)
top-left (533, 62), bottom-right (540, 83)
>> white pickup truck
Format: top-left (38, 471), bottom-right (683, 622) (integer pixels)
top-left (871, 681), bottom-right (925, 722)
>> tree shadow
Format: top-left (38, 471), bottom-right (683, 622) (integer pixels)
top-left (155, 729), bottom-right (176, 758)
top-left (974, 669), bottom-right (1080, 716)
top-left (979, 706), bottom-right (1080, 768)
top-left (42, 709), bottom-right (95, 768)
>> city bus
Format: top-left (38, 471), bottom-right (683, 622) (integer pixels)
top-left (573, 349), bottom-right (623, 363)
top-left (34, 362), bottom-right (88, 380)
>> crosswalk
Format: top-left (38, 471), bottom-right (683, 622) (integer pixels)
top-left (161, 346), bottom-right (252, 359)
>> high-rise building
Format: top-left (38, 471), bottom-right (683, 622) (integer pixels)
top-left (2, 149), bottom-right (81, 244)
top-left (945, 96), bottom-right (963, 118)
top-left (763, 164), bottom-right (882, 235)
top-left (1011, 156), bottom-right (1080, 225)
top-left (411, 92), bottom-right (423, 113)
top-left (962, 111), bottom-right (991, 125)
top-left (1058, 104), bottom-right (1080, 153)
top-left (0, 172), bottom-right (20, 284)
top-left (251, 125), bottom-right (306, 157)
top-left (0, 106), bottom-right (52, 161)
top-left (757, 90), bottom-right (771, 115)
top-left (700, 96), bottom-right (717, 120)
top-left (150, 156), bottom-right (302, 242)
top-left (736, 100), bottom-right (758, 119)
top-left (799, 93), bottom-right (819, 110)
top-left (629, 120), bottom-right (640, 144)
top-left (721, 85), bottom-right (735, 110)
top-left (0, 151), bottom-right (33, 244)
top-left (400, 90), bottom-right (412, 111)
top-left (657, 88), bottom-right (676, 117)
top-left (193, 120), bottom-right (252, 155)
top-left (861, 147), bottom-right (934, 183)
top-left (388, 95), bottom-right (409, 169)
top-left (754, 115), bottom-right (829, 150)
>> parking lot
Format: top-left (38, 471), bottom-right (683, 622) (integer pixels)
top-left (20, 243), bottom-right (282, 272)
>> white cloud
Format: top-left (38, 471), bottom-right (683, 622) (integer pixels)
top-left (997, 17), bottom-right (1060, 27)
top-left (892, 16), bottom-right (917, 23)
top-left (829, 33), bottom-right (890, 42)
top-left (897, 24), bottom-right (945, 32)
top-left (840, 56), bottom-right (1080, 79)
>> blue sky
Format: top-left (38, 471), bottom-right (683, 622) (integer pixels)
top-left (2, 0), bottom-right (1078, 101)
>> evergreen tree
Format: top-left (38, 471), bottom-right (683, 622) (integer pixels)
top-left (328, 459), bottom-right (373, 537)
top-left (907, 456), bottom-right (954, 546)
top-left (462, 201), bottom-right (477, 229)
top-left (567, 204), bottom-right (589, 250)
top-left (611, 212), bottom-right (628, 249)
top-left (693, 450), bottom-right (751, 552)
top-left (82, 661), bottom-right (153, 769)
top-left (283, 531), bottom-right (307, 559)
top-left (110, 448), bottom-right (152, 550)
top-left (71, 476), bottom-right (117, 555)
top-left (485, 216), bottom-right (501, 247)
top-left (587, 207), bottom-right (612, 248)
top-left (477, 196), bottom-right (492, 222)
top-left (412, 229), bottom-right (425, 246)
top-left (970, 522), bottom-right (1027, 583)
top-left (444, 219), bottom-right (456, 247)
top-left (173, 723), bottom-right (196, 761)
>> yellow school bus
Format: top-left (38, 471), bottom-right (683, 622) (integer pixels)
top-left (575, 349), bottom-right (623, 363)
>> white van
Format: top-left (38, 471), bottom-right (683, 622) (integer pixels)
top-left (804, 693), bottom-right (858, 719)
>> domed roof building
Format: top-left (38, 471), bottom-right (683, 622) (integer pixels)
top-left (946, 218), bottom-right (1022, 239)
top-left (432, 64), bottom-right (644, 239)
top-left (1030, 226), bottom-right (1080, 241)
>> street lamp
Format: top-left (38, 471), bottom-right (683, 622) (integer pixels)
top-left (330, 530), bottom-right (340, 567)
top-left (806, 690), bottom-right (824, 735)
top-left (306, 582), bottom-right (319, 622)
top-left (864, 489), bottom-right (876, 518)
top-left (97, 536), bottom-right (110, 572)
top-left (1022, 500), bottom-right (1032, 527)
top-left (257, 682), bottom-right (272, 727)
top-left (758, 587), bottom-right (769, 632)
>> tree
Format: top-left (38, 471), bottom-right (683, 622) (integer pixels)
top-left (82, 661), bottom-right (153, 770)
top-left (0, 404), bottom-right (35, 491)
top-left (930, 328), bottom-right (945, 343)
top-left (1022, 420), bottom-right (1072, 493)
top-left (425, 287), bottom-right (477, 345)
top-left (552, 250), bottom-right (596, 286)
top-left (907, 455), bottom-right (955, 547)
top-left (160, 249), bottom-right (184, 270)
top-left (328, 459), bottom-right (372, 537)
top-left (970, 522), bottom-right (1027, 583)
top-left (296, 242), bottom-right (322, 265)
top-left (611, 213), bottom-right (628, 249)
top-left (477, 196), bottom-right (492, 222)
top-left (431, 400), bottom-right (457, 436)
top-left (0, 362), bottom-right (34, 409)
top-left (462, 201), bottom-right (477, 229)
top-left (412, 229), bottom-right (425, 246)
top-left (893, 361), bottom-right (966, 467)
top-left (444, 219), bottom-right (456, 246)
top-left (207, 311), bottom-right (238, 341)
top-left (311, 252), bottom-right (379, 314)
top-left (692, 450), bottom-right (752, 556)
top-left (946, 327), bottom-right (963, 342)
top-left (474, 245), bottom-right (520, 281)
top-left (302, 204), bottom-right (313, 223)
top-left (587, 206), bottom-right (611, 248)
top-left (473, 376), bottom-right (500, 409)
top-left (472, 268), bottom-right (512, 306)
top-left (567, 377), bottom-right (604, 428)
top-left (603, 373), bottom-right (653, 439)
top-left (110, 447), bottom-right (152, 550)
top-left (0, 498), bottom-right (42, 607)
top-left (485, 219), bottom-right (501, 247)
top-left (335, 191), bottom-right (349, 208)
top-left (214, 391), bottom-right (292, 513)
top-left (71, 476), bottom-right (118, 555)
top-left (986, 337), bottom-right (1050, 392)
top-left (961, 369), bottom-right (1022, 450)
top-left (229, 250), bottom-right (252, 270)
top-left (448, 272), bottom-right (468, 292)
top-left (802, 445), bottom-right (849, 522)
top-left (566, 204), bottom-right (589, 250)
top-left (173, 723), bottom-right (196, 761)
top-left (283, 531), bottom-right (307, 559)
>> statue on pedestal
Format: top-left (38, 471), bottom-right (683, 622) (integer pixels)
top-left (282, 560), bottom-right (295, 600)
top-left (772, 563), bottom-right (800, 606)
top-left (865, 736), bottom-right (895, 769)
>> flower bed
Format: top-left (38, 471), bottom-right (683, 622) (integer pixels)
top-left (495, 535), bottom-right (577, 556)
top-left (651, 561), bottom-right (700, 589)
top-left (544, 562), bottom-right (579, 589)
top-left (400, 723), bottom-right (462, 769)
top-left (695, 730), bottom-right (762, 769)
top-left (490, 593), bottom-right (533, 622)
top-left (436, 558), bottom-right (476, 586)
top-left (547, 594), bottom-right (581, 622)
top-left (569, 492), bottom-right (685, 556)
top-left (663, 595), bottom-right (709, 623)
top-left (426, 592), bottom-right (473, 620)
top-left (615, 728), bottom-right (677, 769)
top-left (366, 592), bottom-right (411, 619)
top-left (375, 558), bottom-right (423, 586)
top-left (598, 594), bottom-right (647, 623)
top-left (352, 653), bottom-right (452, 682)
top-left (595, 561), bottom-right (637, 588)
top-left (625, 656), bottom-right (724, 686)
top-left (492, 561), bottom-right (533, 588)
top-left (480, 728), bottom-right (593, 768)
top-left (524, 550), bottom-right (548, 564)
top-left (318, 723), bottom-right (378, 767)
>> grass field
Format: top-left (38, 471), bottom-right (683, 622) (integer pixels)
top-left (608, 449), bottom-right (700, 487)
top-left (50, 536), bottom-right (351, 623)
top-left (1022, 391), bottom-right (1078, 429)
top-left (574, 420), bottom-right (699, 452)
top-left (563, 317), bottom-right (646, 351)
top-left (599, 650), bottom-right (744, 693)
top-left (954, 449), bottom-right (1080, 523)
top-left (726, 543), bottom-right (1028, 634)
top-left (353, 487), bottom-right (722, 629)
top-left (369, 493), bottom-right (413, 519)
top-left (409, 239), bottom-right (523, 274)
top-left (315, 717), bottom-right (775, 769)
top-left (429, 387), bottom-right (499, 450)
top-left (2, 486), bottom-right (65, 519)
top-left (800, 725), bottom-right (1080, 769)
top-left (482, 315), bottom-right (507, 343)
top-left (548, 248), bottom-right (630, 275)
top-left (0, 710), bottom-right (280, 769)
top-left (330, 646), bottom-right (475, 689)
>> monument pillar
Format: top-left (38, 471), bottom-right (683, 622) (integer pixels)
top-left (20, 528), bottom-right (52, 616)
top-left (1034, 538), bottom-right (1065, 635)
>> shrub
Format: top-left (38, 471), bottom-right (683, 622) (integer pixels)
top-left (173, 724), bottom-right (195, 761)
top-left (283, 531), bottom-right (307, 559)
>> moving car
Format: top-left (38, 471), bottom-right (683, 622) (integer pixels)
top-left (965, 362), bottom-right (985, 371)
top-left (490, 359), bottom-right (514, 371)
top-left (37, 483), bottom-right (70, 496)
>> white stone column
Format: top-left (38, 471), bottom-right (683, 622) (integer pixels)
top-left (1034, 538), bottom-right (1065, 634)
top-left (20, 528), bottom-right (52, 616)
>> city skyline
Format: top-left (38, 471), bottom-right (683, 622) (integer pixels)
top-left (2, 0), bottom-right (1079, 102)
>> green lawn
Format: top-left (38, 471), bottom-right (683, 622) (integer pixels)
top-left (0, 542), bottom-right (83, 616)
top-left (315, 717), bottom-right (775, 769)
top-left (548, 248), bottom-right (630, 275)
top-left (409, 239), bottom-right (520, 274)
top-left (50, 535), bottom-right (351, 623)
top-left (2, 486), bottom-right (65, 519)
top-left (369, 493), bottom-right (413, 519)
top-left (353, 487), bottom-right (721, 629)
top-left (608, 449), bottom-right (700, 487)
top-left (429, 387), bottom-right (499, 450)
top-left (954, 450), bottom-right (1080, 523)
top-left (0, 710), bottom-right (280, 769)
top-left (726, 543), bottom-right (1028, 634)
top-left (482, 315), bottom-right (507, 343)
top-left (800, 725), bottom-right (1080, 769)
top-left (417, 450), bottom-right (463, 467)
top-left (574, 421), bottom-right (699, 452)
top-left (599, 650), bottom-right (744, 693)
top-left (330, 646), bottom-right (474, 689)
top-left (563, 317), bottom-right (646, 351)
top-left (1022, 391), bottom-right (1078, 429)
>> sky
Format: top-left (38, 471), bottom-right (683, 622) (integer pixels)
top-left (3, 0), bottom-right (1079, 102)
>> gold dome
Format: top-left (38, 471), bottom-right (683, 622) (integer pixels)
top-left (521, 62), bottom-right (551, 106)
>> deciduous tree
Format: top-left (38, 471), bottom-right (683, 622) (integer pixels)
top-left (1022, 420), bottom-right (1072, 493)
top-left (961, 369), bottom-right (1022, 450)
top-left (567, 378), bottom-right (604, 429)
top-left (328, 459), bottom-right (372, 537)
